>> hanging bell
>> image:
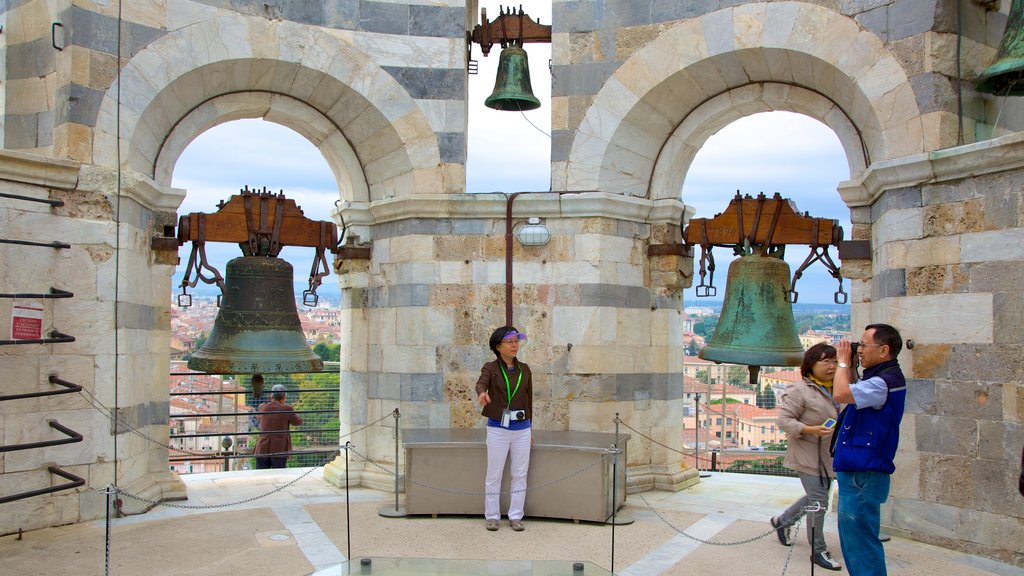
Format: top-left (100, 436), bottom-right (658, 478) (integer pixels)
top-left (188, 256), bottom-right (323, 374)
top-left (485, 45), bottom-right (541, 111)
top-left (699, 253), bottom-right (804, 367)
top-left (977, 0), bottom-right (1024, 95)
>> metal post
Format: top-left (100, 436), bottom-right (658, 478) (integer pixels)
top-left (610, 414), bottom-right (620, 575)
top-left (694, 393), bottom-right (701, 470)
top-left (342, 442), bottom-right (352, 560)
top-left (379, 408), bottom-right (407, 517)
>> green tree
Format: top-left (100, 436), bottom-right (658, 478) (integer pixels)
top-left (696, 369), bottom-right (709, 384)
top-left (756, 383), bottom-right (777, 409)
top-left (685, 339), bottom-right (701, 356)
top-left (313, 342), bottom-right (340, 362)
top-left (726, 365), bottom-right (747, 385)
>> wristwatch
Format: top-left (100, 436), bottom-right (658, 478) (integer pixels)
top-left (838, 362), bottom-right (848, 369)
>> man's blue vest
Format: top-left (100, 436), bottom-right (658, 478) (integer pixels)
top-left (832, 359), bottom-right (906, 474)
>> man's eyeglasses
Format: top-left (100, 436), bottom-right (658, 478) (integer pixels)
top-left (857, 342), bottom-right (882, 348)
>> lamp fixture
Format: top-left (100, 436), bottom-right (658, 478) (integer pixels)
top-left (516, 217), bottom-right (550, 246)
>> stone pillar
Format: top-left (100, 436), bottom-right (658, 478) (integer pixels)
top-left (323, 193), bottom-right (698, 493)
top-left (838, 133), bottom-right (1024, 565)
top-left (0, 155), bottom-right (186, 533)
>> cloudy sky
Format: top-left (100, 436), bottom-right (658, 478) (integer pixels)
top-left (171, 0), bottom-right (851, 306)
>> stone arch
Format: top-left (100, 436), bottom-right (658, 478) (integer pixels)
top-left (563, 2), bottom-right (921, 199)
top-left (155, 92), bottom-right (370, 203)
top-left (650, 82), bottom-right (864, 200)
top-left (93, 14), bottom-right (441, 203)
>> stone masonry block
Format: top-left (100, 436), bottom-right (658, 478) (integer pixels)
top-left (972, 456), bottom-right (1021, 516)
top-left (906, 264), bottom-right (969, 295)
top-left (935, 379), bottom-right (1003, 421)
top-left (871, 187), bottom-right (923, 222)
top-left (983, 191), bottom-right (1019, 231)
top-left (916, 414), bottom-right (977, 458)
top-left (962, 229), bottom-right (1024, 263)
top-left (993, 293), bottom-right (1024, 345)
top-left (872, 268), bottom-right (906, 299)
top-left (409, 5), bottom-right (463, 38)
top-left (923, 200), bottom-right (985, 237)
top-left (969, 260), bottom-right (1024, 293)
top-left (905, 378), bottom-right (936, 415)
top-left (911, 343), bottom-right (951, 379)
top-left (891, 497), bottom-right (960, 539)
top-left (918, 452), bottom-right (974, 507)
top-left (948, 344), bottom-right (1024, 383)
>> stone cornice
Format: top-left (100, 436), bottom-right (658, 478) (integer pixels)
top-left (339, 192), bottom-right (689, 226)
top-left (839, 132), bottom-right (1024, 206)
top-left (0, 149), bottom-right (79, 190)
top-left (78, 166), bottom-right (186, 211)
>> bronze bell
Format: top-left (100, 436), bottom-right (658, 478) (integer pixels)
top-left (485, 45), bottom-right (541, 111)
top-left (699, 253), bottom-right (804, 367)
top-left (188, 256), bottom-right (323, 374)
top-left (977, 0), bottom-right (1024, 95)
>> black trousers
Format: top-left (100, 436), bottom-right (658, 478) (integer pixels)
top-left (256, 456), bottom-right (287, 469)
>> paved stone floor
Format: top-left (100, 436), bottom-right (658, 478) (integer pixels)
top-left (2, 469), bottom-right (1022, 576)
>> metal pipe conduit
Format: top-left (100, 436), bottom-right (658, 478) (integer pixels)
top-left (0, 466), bottom-right (85, 505)
top-left (0, 375), bottom-right (82, 402)
top-left (0, 420), bottom-right (83, 453)
top-left (0, 330), bottom-right (75, 346)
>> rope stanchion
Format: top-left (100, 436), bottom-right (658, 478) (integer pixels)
top-left (378, 408), bottom-right (407, 518)
top-left (342, 441), bottom-right (353, 561)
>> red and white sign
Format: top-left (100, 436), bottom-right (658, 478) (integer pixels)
top-left (12, 300), bottom-right (43, 340)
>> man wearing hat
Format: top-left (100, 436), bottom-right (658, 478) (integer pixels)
top-left (254, 383), bottom-right (303, 469)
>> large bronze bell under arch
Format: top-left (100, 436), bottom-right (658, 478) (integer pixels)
top-left (188, 256), bottom-right (323, 374)
top-left (977, 0), bottom-right (1024, 95)
top-left (699, 253), bottom-right (804, 368)
top-left (485, 45), bottom-right (541, 111)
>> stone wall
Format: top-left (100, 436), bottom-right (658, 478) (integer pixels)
top-left (840, 134), bottom-right (1024, 565)
top-left (324, 193), bottom-right (697, 493)
top-left (0, 151), bottom-right (186, 534)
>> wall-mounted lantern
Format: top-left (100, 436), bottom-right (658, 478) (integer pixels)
top-left (516, 217), bottom-right (550, 246)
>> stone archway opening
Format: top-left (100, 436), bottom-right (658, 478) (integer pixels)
top-left (681, 110), bottom-right (852, 305)
top-left (167, 118), bottom-right (343, 475)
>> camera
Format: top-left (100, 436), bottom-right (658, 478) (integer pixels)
top-left (511, 410), bottom-right (526, 421)
top-left (851, 342), bottom-right (860, 355)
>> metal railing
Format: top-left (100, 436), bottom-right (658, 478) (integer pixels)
top-left (695, 448), bottom-right (795, 477)
top-left (168, 370), bottom-right (339, 474)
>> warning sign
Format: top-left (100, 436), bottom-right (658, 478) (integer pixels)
top-left (12, 300), bottom-right (43, 340)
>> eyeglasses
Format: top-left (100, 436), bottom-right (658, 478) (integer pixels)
top-left (858, 342), bottom-right (883, 348)
top-left (816, 359), bottom-right (839, 365)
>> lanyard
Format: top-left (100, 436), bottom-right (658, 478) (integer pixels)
top-left (499, 363), bottom-right (522, 405)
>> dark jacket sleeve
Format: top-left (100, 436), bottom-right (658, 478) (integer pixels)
top-left (476, 360), bottom-right (533, 421)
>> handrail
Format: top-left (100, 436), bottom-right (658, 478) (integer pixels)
top-left (169, 408), bottom-right (337, 418)
top-left (0, 192), bottom-right (65, 207)
top-left (0, 287), bottom-right (73, 299)
top-left (0, 421), bottom-right (83, 453)
top-left (169, 387), bottom-right (340, 396)
top-left (169, 448), bottom-right (338, 462)
top-left (170, 427), bottom-right (338, 440)
top-left (0, 330), bottom-right (75, 346)
top-left (0, 239), bottom-right (70, 249)
top-left (0, 466), bottom-right (85, 505)
top-left (0, 375), bottom-right (82, 402)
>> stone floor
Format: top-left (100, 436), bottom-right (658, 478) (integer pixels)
top-left (2, 469), bottom-right (1022, 576)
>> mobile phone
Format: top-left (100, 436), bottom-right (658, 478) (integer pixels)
top-left (822, 418), bottom-right (837, 429)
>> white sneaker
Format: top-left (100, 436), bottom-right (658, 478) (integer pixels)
top-left (810, 550), bottom-right (842, 571)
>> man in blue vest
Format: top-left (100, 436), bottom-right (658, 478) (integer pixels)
top-left (832, 324), bottom-right (906, 576)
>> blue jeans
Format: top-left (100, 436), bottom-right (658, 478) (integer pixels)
top-left (837, 471), bottom-right (890, 576)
